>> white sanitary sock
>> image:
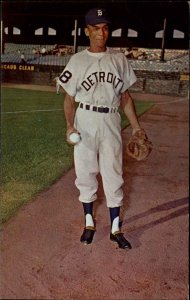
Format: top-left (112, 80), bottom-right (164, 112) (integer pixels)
top-left (111, 216), bottom-right (120, 234)
top-left (85, 213), bottom-right (94, 228)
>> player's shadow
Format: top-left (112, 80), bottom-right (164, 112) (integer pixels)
top-left (95, 196), bottom-right (189, 248)
top-left (121, 196), bottom-right (189, 248)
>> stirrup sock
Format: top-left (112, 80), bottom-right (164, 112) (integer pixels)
top-left (82, 202), bottom-right (94, 228)
top-left (109, 207), bottom-right (120, 234)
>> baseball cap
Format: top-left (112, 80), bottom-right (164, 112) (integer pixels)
top-left (85, 8), bottom-right (111, 25)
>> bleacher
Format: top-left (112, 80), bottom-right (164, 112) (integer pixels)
top-left (1, 53), bottom-right (72, 66)
top-left (2, 43), bottom-right (73, 66)
top-left (2, 43), bottom-right (189, 72)
top-left (35, 54), bottom-right (72, 66)
top-left (4, 43), bottom-right (55, 55)
top-left (1, 53), bottom-right (21, 64)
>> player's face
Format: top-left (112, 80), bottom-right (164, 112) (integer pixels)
top-left (85, 23), bottom-right (109, 52)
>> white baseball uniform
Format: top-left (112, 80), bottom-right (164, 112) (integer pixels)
top-left (58, 48), bottom-right (137, 207)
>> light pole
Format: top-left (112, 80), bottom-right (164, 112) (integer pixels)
top-left (160, 17), bottom-right (167, 62)
top-left (73, 19), bottom-right (78, 54)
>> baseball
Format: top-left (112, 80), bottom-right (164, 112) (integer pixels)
top-left (69, 132), bottom-right (81, 144)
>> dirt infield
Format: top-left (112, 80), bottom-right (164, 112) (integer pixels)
top-left (0, 85), bottom-right (189, 300)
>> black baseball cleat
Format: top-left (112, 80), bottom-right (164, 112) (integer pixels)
top-left (80, 227), bottom-right (96, 245)
top-left (110, 232), bottom-right (132, 249)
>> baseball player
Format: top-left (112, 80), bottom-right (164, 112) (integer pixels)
top-left (54, 76), bottom-right (61, 94)
top-left (58, 8), bottom-right (142, 249)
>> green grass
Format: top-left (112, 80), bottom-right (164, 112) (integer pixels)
top-left (1, 87), bottom-right (154, 223)
top-left (120, 100), bottom-right (154, 129)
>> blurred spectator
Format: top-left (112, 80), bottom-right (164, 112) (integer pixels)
top-left (125, 47), bottom-right (148, 60)
top-left (32, 48), bottom-right (39, 56)
top-left (41, 46), bottom-right (47, 56)
top-left (20, 53), bottom-right (27, 64)
top-left (137, 51), bottom-right (147, 60)
top-left (124, 47), bottom-right (133, 58)
top-left (54, 76), bottom-right (61, 94)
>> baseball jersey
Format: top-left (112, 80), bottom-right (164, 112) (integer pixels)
top-left (58, 48), bottom-right (137, 108)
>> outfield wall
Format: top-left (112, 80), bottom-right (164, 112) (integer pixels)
top-left (1, 63), bottom-right (189, 97)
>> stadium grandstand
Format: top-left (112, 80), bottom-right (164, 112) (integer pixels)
top-left (1, 0), bottom-right (189, 96)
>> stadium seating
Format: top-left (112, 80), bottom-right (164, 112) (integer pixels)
top-left (2, 43), bottom-right (189, 72)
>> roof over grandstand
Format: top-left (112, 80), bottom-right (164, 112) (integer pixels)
top-left (2, 0), bottom-right (189, 48)
top-left (3, 0), bottom-right (188, 25)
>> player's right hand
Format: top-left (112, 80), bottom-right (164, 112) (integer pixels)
top-left (66, 127), bottom-right (79, 145)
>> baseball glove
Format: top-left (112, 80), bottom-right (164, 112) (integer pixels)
top-left (126, 129), bottom-right (153, 161)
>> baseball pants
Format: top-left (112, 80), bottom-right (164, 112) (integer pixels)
top-left (74, 107), bottom-right (124, 208)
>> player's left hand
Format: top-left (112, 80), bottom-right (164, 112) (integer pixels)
top-left (126, 128), bottom-right (153, 161)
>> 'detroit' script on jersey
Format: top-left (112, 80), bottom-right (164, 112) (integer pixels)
top-left (58, 48), bottom-right (137, 107)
